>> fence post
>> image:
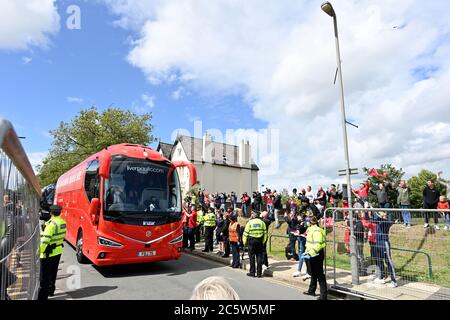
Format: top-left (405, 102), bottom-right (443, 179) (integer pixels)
top-left (269, 235), bottom-right (272, 253)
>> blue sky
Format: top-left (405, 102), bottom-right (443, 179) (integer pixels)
top-left (1, 0), bottom-right (450, 190)
top-left (0, 0), bottom-right (264, 158)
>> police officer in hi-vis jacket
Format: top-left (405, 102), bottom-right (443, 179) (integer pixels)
top-left (38, 205), bottom-right (66, 300)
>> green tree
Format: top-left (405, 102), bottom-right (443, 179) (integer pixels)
top-left (37, 107), bottom-right (154, 186)
top-left (408, 169), bottom-right (447, 209)
top-left (280, 188), bottom-right (290, 206)
top-left (362, 164), bottom-right (405, 206)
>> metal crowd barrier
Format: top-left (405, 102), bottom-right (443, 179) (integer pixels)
top-left (324, 207), bottom-right (450, 300)
top-left (0, 118), bottom-right (41, 300)
top-left (268, 235), bottom-right (433, 279)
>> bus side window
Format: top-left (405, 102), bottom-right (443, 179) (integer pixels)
top-left (85, 160), bottom-right (100, 202)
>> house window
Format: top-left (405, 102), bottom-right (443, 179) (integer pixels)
top-left (178, 148), bottom-right (182, 156)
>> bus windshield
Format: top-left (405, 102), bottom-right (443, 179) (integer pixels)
top-left (104, 156), bottom-right (181, 218)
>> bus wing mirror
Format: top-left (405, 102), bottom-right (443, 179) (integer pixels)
top-left (89, 198), bottom-right (100, 224)
top-left (99, 153), bottom-right (112, 178)
top-left (173, 161), bottom-right (197, 187)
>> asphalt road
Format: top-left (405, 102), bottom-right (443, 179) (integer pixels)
top-left (52, 244), bottom-right (315, 300)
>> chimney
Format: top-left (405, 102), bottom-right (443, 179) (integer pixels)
top-left (202, 133), bottom-right (213, 162)
top-left (244, 140), bottom-right (251, 166)
top-left (238, 140), bottom-right (245, 166)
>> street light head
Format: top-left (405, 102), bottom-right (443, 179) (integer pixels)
top-left (321, 2), bottom-right (335, 17)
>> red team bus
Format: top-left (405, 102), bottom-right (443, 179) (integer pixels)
top-left (53, 143), bottom-right (196, 266)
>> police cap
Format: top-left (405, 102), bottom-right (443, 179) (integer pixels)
top-left (251, 210), bottom-right (261, 218)
top-left (50, 205), bottom-right (62, 214)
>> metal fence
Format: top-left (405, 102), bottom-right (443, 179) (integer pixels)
top-left (0, 118), bottom-right (41, 300)
top-left (324, 207), bottom-right (450, 300)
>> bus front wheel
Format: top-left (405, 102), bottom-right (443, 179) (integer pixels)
top-left (76, 231), bottom-right (88, 264)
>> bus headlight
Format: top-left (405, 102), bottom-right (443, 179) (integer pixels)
top-left (169, 234), bottom-right (183, 244)
top-left (98, 237), bottom-right (123, 248)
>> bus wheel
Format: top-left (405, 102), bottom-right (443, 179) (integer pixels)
top-left (76, 231), bottom-right (88, 264)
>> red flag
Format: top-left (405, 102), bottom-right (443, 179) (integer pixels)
top-left (368, 168), bottom-right (380, 177)
top-left (368, 168), bottom-right (388, 178)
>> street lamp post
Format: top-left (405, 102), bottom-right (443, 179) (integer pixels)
top-left (321, 1), bottom-right (359, 285)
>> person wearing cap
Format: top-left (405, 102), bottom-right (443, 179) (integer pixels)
top-left (302, 216), bottom-right (327, 300)
top-left (202, 207), bottom-right (216, 252)
top-left (38, 205), bottom-right (66, 300)
top-left (243, 211), bottom-right (267, 278)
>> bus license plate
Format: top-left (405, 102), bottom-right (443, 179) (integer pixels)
top-left (137, 251), bottom-right (156, 257)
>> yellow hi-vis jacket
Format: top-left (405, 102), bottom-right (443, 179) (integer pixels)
top-left (203, 212), bottom-right (216, 227)
top-left (196, 210), bottom-right (204, 225)
top-left (305, 224), bottom-right (326, 257)
top-left (40, 215), bottom-right (67, 259)
top-left (243, 218), bottom-right (267, 245)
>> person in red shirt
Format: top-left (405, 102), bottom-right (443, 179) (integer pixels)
top-left (353, 181), bottom-right (370, 204)
top-left (241, 193), bottom-right (251, 217)
top-left (342, 200), bottom-right (352, 254)
top-left (182, 204), bottom-right (189, 251)
top-left (361, 209), bottom-right (377, 265)
top-left (264, 191), bottom-right (274, 215)
top-left (183, 205), bottom-right (197, 251)
top-left (437, 195), bottom-right (450, 230)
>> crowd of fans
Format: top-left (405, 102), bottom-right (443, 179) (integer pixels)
top-left (182, 178), bottom-right (449, 290)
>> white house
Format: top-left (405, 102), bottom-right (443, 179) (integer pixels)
top-left (157, 134), bottom-right (259, 197)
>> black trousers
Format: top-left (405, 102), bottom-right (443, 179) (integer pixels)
top-left (263, 243), bottom-right (269, 267)
top-left (375, 240), bottom-right (396, 282)
top-left (195, 224), bottom-right (203, 242)
top-left (248, 237), bottom-right (264, 276)
top-left (307, 250), bottom-right (327, 300)
top-left (230, 242), bottom-right (240, 267)
top-left (222, 237), bottom-right (230, 257)
top-left (187, 227), bottom-right (195, 249)
top-left (356, 242), bottom-right (366, 276)
top-left (182, 227), bottom-right (189, 249)
top-left (424, 203), bottom-right (439, 224)
top-left (38, 254), bottom-right (61, 301)
top-left (204, 226), bottom-right (215, 252)
top-left (288, 234), bottom-right (298, 258)
top-left (369, 243), bottom-right (377, 265)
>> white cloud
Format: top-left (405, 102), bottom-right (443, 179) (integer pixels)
top-left (132, 93), bottom-right (156, 114)
top-left (0, 0), bottom-right (60, 50)
top-left (67, 96), bottom-right (84, 104)
top-left (141, 93), bottom-right (155, 108)
top-left (21, 57), bottom-right (33, 65)
top-left (171, 86), bottom-right (185, 100)
top-left (105, 0), bottom-right (450, 191)
top-left (28, 152), bottom-right (47, 173)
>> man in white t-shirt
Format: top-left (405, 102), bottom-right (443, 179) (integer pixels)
top-left (305, 186), bottom-right (315, 203)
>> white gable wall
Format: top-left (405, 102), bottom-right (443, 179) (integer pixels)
top-left (192, 162), bottom-right (258, 197)
top-left (171, 140), bottom-right (258, 197)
